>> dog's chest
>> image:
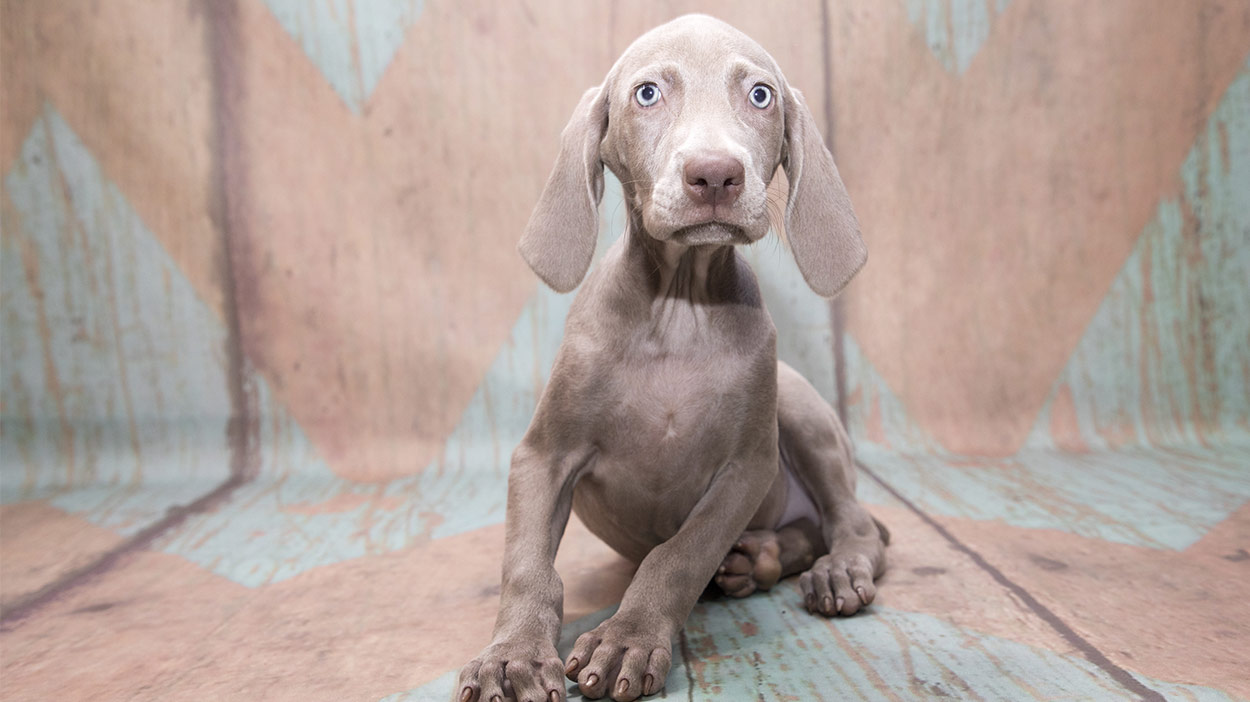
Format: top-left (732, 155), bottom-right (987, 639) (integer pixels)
top-left (605, 341), bottom-right (745, 449)
top-left (573, 342), bottom-right (769, 555)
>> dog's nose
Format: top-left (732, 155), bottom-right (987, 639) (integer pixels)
top-left (683, 154), bottom-right (745, 207)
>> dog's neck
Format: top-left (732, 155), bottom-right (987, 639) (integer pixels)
top-left (624, 216), bottom-right (741, 308)
top-left (610, 212), bottom-right (768, 345)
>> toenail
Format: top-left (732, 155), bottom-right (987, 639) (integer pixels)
top-left (549, 691), bottom-right (560, 702)
top-left (822, 595), bottom-right (833, 612)
top-left (586, 673), bottom-right (599, 689)
top-left (459, 686), bottom-right (473, 702)
top-left (856, 586), bottom-right (868, 604)
top-left (617, 678), bottom-right (630, 696)
top-left (644, 673), bottom-right (655, 694)
top-left (564, 658), bottom-right (579, 675)
top-left (836, 596), bottom-right (845, 613)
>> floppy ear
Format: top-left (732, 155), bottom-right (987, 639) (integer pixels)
top-left (781, 87), bottom-right (867, 297)
top-left (518, 86), bottom-right (609, 293)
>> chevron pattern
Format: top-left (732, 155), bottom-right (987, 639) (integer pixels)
top-left (263, 0), bottom-right (426, 111)
top-left (2, 1), bottom-right (1248, 700)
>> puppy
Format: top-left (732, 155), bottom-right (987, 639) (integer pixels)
top-left (454, 15), bottom-right (886, 702)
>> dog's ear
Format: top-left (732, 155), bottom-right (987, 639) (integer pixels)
top-left (518, 86), bottom-right (609, 293)
top-left (781, 86), bottom-right (867, 298)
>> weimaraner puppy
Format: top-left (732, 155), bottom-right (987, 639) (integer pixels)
top-left (454, 14), bottom-right (887, 702)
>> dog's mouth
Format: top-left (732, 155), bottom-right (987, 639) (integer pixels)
top-left (670, 222), bottom-right (749, 246)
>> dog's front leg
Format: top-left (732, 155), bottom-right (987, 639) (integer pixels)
top-left (454, 440), bottom-right (589, 702)
top-left (564, 451), bottom-right (778, 701)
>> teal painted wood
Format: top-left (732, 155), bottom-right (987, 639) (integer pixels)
top-left (1028, 60), bottom-right (1250, 452)
top-left (848, 325), bottom-right (1250, 549)
top-left (842, 334), bottom-right (946, 457)
top-left (385, 590), bottom-right (1239, 701)
top-left (263, 0), bottom-right (425, 112)
top-left (904, 0), bottom-right (1013, 74)
top-left (859, 444), bottom-right (1250, 550)
top-left (1, 106), bottom-right (233, 531)
top-left (843, 63), bottom-right (1250, 550)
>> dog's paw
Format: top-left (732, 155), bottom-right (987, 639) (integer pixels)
top-left (454, 640), bottom-right (565, 702)
top-left (564, 616), bottom-right (671, 701)
top-left (714, 530), bottom-right (782, 598)
top-left (798, 535), bottom-right (885, 617)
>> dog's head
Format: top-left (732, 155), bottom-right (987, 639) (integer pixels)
top-left (520, 14), bottom-right (866, 297)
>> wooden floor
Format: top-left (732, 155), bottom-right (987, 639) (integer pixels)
top-left (2, 446), bottom-right (1247, 700)
top-left (3, 1), bottom-right (1249, 700)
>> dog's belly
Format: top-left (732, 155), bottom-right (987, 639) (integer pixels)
top-left (572, 441), bottom-right (805, 564)
top-left (571, 454), bottom-right (711, 564)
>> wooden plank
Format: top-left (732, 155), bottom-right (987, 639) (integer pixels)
top-left (394, 589), bottom-right (1238, 701)
top-left (0, 501), bottom-right (125, 613)
top-left (858, 444), bottom-right (1250, 550)
top-left (0, 514), bottom-right (629, 701)
top-left (944, 505), bottom-right (1250, 699)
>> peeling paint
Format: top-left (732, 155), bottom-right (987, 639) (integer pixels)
top-left (262, 0), bottom-right (425, 112)
top-left (904, 0), bottom-right (1013, 74)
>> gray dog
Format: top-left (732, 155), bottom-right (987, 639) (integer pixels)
top-left (454, 15), bottom-right (888, 702)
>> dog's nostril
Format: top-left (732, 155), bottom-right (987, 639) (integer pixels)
top-left (683, 154), bottom-right (746, 205)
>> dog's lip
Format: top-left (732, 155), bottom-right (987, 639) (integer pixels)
top-left (670, 222), bottom-right (749, 245)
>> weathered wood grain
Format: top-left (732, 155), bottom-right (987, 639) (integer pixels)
top-left (832, 0), bottom-right (1250, 455)
top-left (2, 2), bottom-right (1248, 702)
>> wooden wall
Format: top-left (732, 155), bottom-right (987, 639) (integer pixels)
top-left (3, 2), bottom-right (1249, 699)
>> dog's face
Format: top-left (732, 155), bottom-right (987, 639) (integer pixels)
top-left (519, 14), bottom-right (866, 298)
top-left (600, 15), bottom-right (786, 247)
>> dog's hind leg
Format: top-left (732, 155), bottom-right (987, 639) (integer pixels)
top-left (777, 362), bottom-right (888, 617)
top-left (713, 525), bottom-right (818, 597)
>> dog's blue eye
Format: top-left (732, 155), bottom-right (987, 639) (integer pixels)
top-left (750, 85), bottom-right (772, 109)
top-left (635, 83), bottom-right (660, 107)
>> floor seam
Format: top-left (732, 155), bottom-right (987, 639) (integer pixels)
top-left (857, 460), bottom-right (1166, 702)
top-left (0, 473), bottom-right (251, 630)
top-left (679, 628), bottom-right (696, 701)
